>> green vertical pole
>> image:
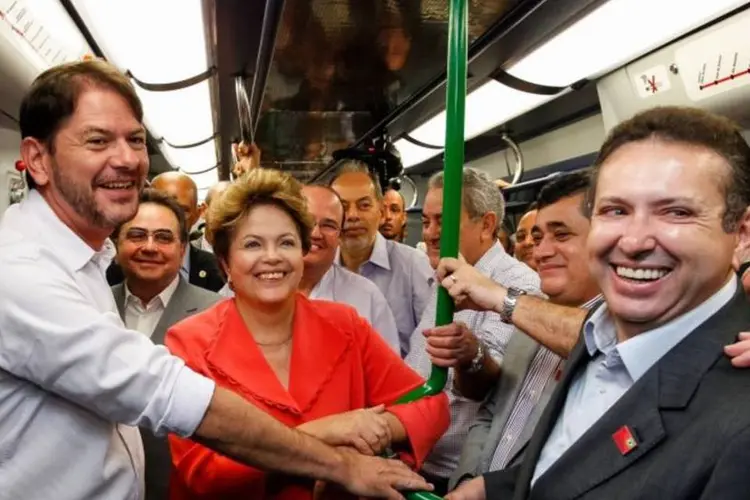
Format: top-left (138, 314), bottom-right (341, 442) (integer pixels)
top-left (395, 0), bottom-right (467, 403)
top-left (395, 0), bottom-right (467, 498)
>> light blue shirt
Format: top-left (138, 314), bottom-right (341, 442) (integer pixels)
top-left (531, 275), bottom-right (738, 485)
top-left (337, 232), bottom-right (434, 357)
top-left (311, 264), bottom-right (400, 353)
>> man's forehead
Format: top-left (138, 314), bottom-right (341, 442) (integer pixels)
top-left (333, 173), bottom-right (377, 197)
top-left (384, 190), bottom-right (404, 206)
top-left (304, 188), bottom-right (342, 213)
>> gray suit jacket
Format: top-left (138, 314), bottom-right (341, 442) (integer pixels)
top-left (112, 277), bottom-right (221, 345)
top-left (451, 297), bottom-right (604, 490)
top-left (484, 287), bottom-right (750, 500)
top-left (450, 333), bottom-right (555, 490)
top-left (112, 278), bottom-right (221, 500)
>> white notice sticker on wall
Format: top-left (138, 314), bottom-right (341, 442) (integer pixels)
top-left (633, 65), bottom-right (672, 99)
top-left (675, 12), bottom-right (750, 102)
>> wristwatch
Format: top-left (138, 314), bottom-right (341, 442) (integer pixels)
top-left (466, 338), bottom-right (486, 373)
top-left (500, 287), bottom-right (527, 324)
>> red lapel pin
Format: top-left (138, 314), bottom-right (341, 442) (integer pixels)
top-left (612, 425), bottom-right (638, 455)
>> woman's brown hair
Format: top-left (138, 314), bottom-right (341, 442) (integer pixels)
top-left (206, 168), bottom-right (314, 264)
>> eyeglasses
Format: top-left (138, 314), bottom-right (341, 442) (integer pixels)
top-left (313, 219), bottom-right (341, 235)
top-left (123, 228), bottom-right (177, 245)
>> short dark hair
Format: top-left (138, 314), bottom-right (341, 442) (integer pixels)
top-left (536, 171), bottom-right (591, 212)
top-left (587, 106), bottom-right (750, 232)
top-left (20, 59), bottom-right (143, 190)
top-left (112, 188), bottom-right (188, 243)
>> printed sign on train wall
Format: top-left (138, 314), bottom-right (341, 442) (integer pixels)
top-left (0, 0), bottom-right (88, 68)
top-left (675, 12), bottom-right (750, 102)
top-left (633, 65), bottom-right (673, 98)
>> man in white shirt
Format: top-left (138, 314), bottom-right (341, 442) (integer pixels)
top-left (405, 168), bottom-right (541, 495)
top-left (299, 184), bottom-right (400, 352)
top-left (110, 188), bottom-right (220, 499)
top-left (0, 59), bottom-right (429, 500)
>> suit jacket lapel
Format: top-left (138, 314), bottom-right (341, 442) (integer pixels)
top-left (480, 334), bottom-right (540, 472)
top-left (512, 339), bottom-right (592, 500)
top-left (205, 295), bottom-right (353, 416)
top-left (112, 284), bottom-right (126, 320)
top-left (152, 278), bottom-right (198, 345)
top-left (529, 288), bottom-right (748, 500)
top-left (506, 357), bottom-right (562, 468)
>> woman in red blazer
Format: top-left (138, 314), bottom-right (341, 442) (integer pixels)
top-left (166, 168), bottom-right (450, 499)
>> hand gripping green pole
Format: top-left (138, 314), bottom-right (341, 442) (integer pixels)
top-left (394, 0), bottom-right (468, 498)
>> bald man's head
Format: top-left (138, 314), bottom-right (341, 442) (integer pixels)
top-left (205, 181), bottom-right (231, 208)
top-left (151, 172), bottom-right (200, 228)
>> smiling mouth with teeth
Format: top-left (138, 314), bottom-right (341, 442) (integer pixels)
top-left (257, 271), bottom-right (287, 281)
top-left (614, 265), bottom-right (671, 282)
top-left (100, 181), bottom-right (136, 189)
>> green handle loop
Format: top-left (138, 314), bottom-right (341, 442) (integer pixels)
top-left (398, 0), bottom-right (467, 498)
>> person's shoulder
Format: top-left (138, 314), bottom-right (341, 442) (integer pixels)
top-left (0, 225), bottom-right (62, 293)
top-left (190, 245), bottom-right (220, 266)
top-left (388, 239), bottom-right (427, 259)
top-left (336, 266), bottom-right (385, 294)
top-left (305, 294), bottom-right (360, 319)
top-left (491, 252), bottom-right (541, 294)
top-left (0, 223), bottom-right (44, 266)
top-left (387, 240), bottom-right (432, 273)
top-left (167, 299), bottom-right (230, 348)
top-left (183, 281), bottom-right (223, 307)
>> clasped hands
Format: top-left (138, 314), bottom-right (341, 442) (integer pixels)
top-left (300, 406), bottom-right (427, 499)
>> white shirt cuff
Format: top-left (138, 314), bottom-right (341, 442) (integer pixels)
top-left (162, 365), bottom-right (216, 438)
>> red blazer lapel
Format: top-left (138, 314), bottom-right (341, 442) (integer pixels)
top-left (288, 295), bottom-right (353, 414)
top-left (205, 300), bottom-right (300, 413)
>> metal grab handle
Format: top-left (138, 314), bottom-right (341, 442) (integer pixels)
top-left (400, 175), bottom-right (420, 209)
top-left (501, 133), bottom-right (524, 186)
top-left (235, 76), bottom-right (254, 145)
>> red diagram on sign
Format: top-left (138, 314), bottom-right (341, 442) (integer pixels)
top-left (700, 68), bottom-right (750, 90)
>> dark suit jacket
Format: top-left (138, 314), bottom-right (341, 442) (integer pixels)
top-left (112, 278), bottom-right (221, 500)
top-left (107, 245), bottom-right (225, 292)
top-left (485, 285), bottom-right (750, 500)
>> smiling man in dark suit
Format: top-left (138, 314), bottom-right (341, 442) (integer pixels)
top-left (111, 188), bottom-right (221, 499)
top-left (440, 106), bottom-right (750, 500)
top-left (107, 172), bottom-right (225, 292)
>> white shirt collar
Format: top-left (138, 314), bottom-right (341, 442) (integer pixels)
top-left (24, 190), bottom-right (116, 272)
top-left (125, 274), bottom-right (181, 309)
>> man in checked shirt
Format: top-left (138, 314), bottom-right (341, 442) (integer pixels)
top-left (405, 167), bottom-right (541, 495)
